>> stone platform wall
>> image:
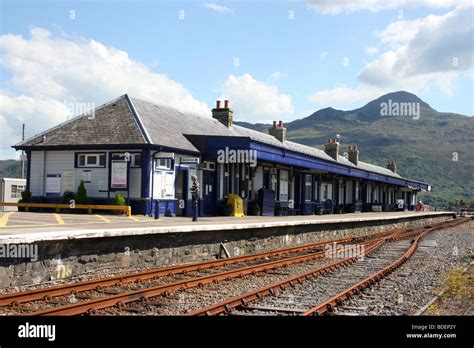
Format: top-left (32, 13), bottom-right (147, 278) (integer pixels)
top-left (0, 213), bottom-right (455, 287)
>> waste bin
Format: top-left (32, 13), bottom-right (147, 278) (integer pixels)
top-left (257, 188), bottom-right (275, 216)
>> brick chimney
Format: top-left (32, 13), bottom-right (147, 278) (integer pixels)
top-left (347, 144), bottom-right (359, 165)
top-left (325, 138), bottom-right (340, 161)
top-left (212, 100), bottom-right (233, 127)
top-left (387, 160), bottom-right (397, 173)
top-left (268, 120), bottom-right (286, 143)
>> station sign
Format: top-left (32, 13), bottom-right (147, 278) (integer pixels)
top-left (180, 157), bottom-right (200, 165)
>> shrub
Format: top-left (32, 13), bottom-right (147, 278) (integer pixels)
top-left (111, 193), bottom-right (126, 206)
top-left (62, 191), bottom-right (75, 205)
top-left (18, 190), bottom-right (32, 212)
top-left (19, 190), bottom-right (32, 203)
top-left (75, 180), bottom-right (89, 204)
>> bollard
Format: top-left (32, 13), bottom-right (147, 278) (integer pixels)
top-left (192, 198), bottom-right (198, 222)
top-left (154, 200), bottom-right (160, 219)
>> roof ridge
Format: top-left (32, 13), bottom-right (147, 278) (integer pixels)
top-left (124, 95), bottom-right (152, 144)
top-left (128, 96), bottom-right (212, 120)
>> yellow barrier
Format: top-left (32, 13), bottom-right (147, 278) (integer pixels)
top-left (0, 202), bottom-right (131, 216)
top-left (227, 194), bottom-right (244, 217)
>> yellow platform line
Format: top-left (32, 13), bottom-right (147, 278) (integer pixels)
top-left (95, 214), bottom-right (111, 223)
top-left (127, 215), bottom-right (139, 221)
top-left (0, 212), bottom-right (14, 227)
top-left (54, 213), bottom-right (65, 225)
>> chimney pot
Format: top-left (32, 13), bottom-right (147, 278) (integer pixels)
top-left (268, 121), bottom-right (286, 142)
top-left (325, 139), bottom-right (340, 161)
top-left (347, 144), bottom-right (359, 165)
top-left (212, 100), bottom-right (233, 127)
top-left (387, 160), bottom-right (397, 173)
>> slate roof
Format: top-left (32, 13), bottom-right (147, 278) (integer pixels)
top-left (15, 94), bottom-right (402, 179)
top-left (16, 96), bottom-right (146, 147)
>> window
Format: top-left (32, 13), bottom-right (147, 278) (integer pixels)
top-left (279, 170), bottom-right (289, 201)
top-left (112, 153), bottom-right (141, 167)
top-left (321, 183), bottom-right (333, 201)
top-left (304, 174), bottom-right (312, 202)
top-left (77, 153), bottom-right (106, 168)
top-left (11, 185), bottom-right (25, 199)
top-left (156, 158), bottom-right (172, 170)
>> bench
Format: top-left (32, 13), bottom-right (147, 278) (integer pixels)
top-left (0, 202), bottom-right (131, 216)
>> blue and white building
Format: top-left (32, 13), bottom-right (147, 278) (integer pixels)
top-left (13, 95), bottom-right (431, 216)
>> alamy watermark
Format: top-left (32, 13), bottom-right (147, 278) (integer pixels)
top-left (217, 147), bottom-right (257, 167)
top-left (380, 99), bottom-right (420, 120)
top-left (0, 243), bottom-right (38, 261)
top-left (324, 242), bottom-right (365, 261)
top-left (64, 100), bottom-right (96, 120)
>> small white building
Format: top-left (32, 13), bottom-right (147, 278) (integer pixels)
top-left (0, 178), bottom-right (26, 211)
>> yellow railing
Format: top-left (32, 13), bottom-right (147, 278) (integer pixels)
top-left (0, 202), bottom-right (131, 216)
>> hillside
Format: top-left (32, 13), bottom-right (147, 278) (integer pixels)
top-left (238, 91), bottom-right (474, 207)
top-left (0, 159), bottom-right (22, 178)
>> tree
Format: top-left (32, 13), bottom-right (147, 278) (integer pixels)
top-left (75, 180), bottom-right (89, 204)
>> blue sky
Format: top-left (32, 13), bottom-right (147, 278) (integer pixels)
top-left (0, 0), bottom-right (473, 158)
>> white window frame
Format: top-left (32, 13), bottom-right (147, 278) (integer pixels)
top-left (78, 153), bottom-right (106, 168)
top-left (156, 158), bottom-right (172, 170)
top-left (11, 184), bottom-right (25, 199)
top-left (304, 174), bottom-right (312, 202)
top-left (279, 169), bottom-right (289, 201)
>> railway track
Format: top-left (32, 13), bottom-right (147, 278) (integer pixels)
top-left (0, 218), bottom-right (464, 316)
top-left (187, 217), bottom-right (469, 316)
top-left (0, 230), bottom-right (406, 313)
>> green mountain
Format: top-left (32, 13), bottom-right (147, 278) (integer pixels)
top-left (237, 91), bottom-right (474, 208)
top-left (0, 159), bottom-right (22, 178)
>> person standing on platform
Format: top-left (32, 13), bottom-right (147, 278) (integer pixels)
top-left (191, 175), bottom-right (200, 221)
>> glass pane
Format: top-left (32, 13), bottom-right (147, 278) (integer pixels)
top-left (86, 155), bottom-right (97, 165)
top-left (134, 154), bottom-right (141, 166)
top-left (99, 154), bottom-right (106, 166)
top-left (79, 155), bottom-right (85, 166)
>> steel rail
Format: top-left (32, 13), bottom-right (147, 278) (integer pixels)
top-left (27, 240), bottom-right (382, 316)
top-left (186, 218), bottom-right (468, 316)
top-left (0, 226), bottom-right (406, 307)
top-left (302, 218), bottom-right (469, 316)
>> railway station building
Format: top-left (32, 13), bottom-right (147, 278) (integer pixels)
top-left (13, 95), bottom-right (431, 217)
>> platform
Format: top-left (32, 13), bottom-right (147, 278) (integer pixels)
top-left (0, 211), bottom-right (455, 244)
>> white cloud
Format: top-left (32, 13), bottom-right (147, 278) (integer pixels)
top-left (308, 4), bottom-right (473, 108)
top-left (375, 19), bottom-right (425, 47)
top-left (204, 2), bottom-right (233, 13)
top-left (307, 0), bottom-right (468, 15)
top-left (0, 27), bottom-right (210, 159)
top-left (220, 73), bottom-right (293, 122)
top-left (268, 71), bottom-right (286, 82)
top-left (359, 5), bottom-right (473, 85)
top-left (0, 92), bottom-right (70, 158)
top-left (364, 46), bottom-right (380, 56)
top-left (308, 84), bottom-right (388, 109)
top-left (320, 51), bottom-right (328, 60)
